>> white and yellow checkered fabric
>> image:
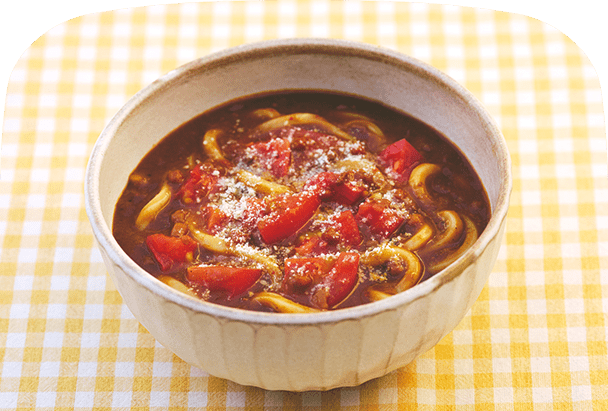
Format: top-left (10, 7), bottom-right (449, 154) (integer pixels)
top-left (1, 2), bottom-right (606, 409)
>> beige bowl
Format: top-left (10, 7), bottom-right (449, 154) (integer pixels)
top-left (85, 38), bottom-right (511, 391)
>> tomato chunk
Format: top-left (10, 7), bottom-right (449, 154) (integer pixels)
top-left (311, 252), bottom-right (360, 309)
top-left (356, 199), bottom-right (404, 239)
top-left (333, 181), bottom-right (365, 205)
top-left (294, 211), bottom-right (360, 257)
top-left (378, 138), bottom-right (422, 181)
top-left (146, 234), bottom-right (197, 271)
top-left (187, 265), bottom-right (262, 298)
top-left (205, 206), bottom-right (229, 234)
top-left (282, 257), bottom-right (332, 294)
top-left (257, 191), bottom-right (320, 244)
top-left (294, 235), bottom-right (330, 256)
top-left (239, 197), bottom-right (266, 226)
top-left (306, 172), bottom-right (365, 205)
top-left (177, 164), bottom-right (220, 204)
top-left (249, 137), bottom-right (291, 178)
top-left (305, 172), bottom-right (338, 200)
top-left (334, 210), bottom-right (362, 247)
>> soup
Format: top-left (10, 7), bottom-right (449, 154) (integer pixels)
top-left (113, 91), bottom-right (490, 313)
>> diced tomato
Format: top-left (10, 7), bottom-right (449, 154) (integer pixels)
top-left (293, 212), bottom-right (360, 256)
top-left (240, 197), bottom-right (266, 226)
top-left (257, 191), bottom-right (320, 244)
top-left (306, 172), bottom-right (365, 205)
top-left (294, 235), bottom-right (330, 256)
top-left (378, 138), bottom-right (422, 181)
top-left (187, 265), bottom-right (262, 298)
top-left (177, 164), bottom-right (219, 204)
top-left (146, 234), bottom-right (198, 271)
top-left (356, 198), bottom-right (404, 239)
top-left (250, 138), bottom-right (291, 178)
top-left (334, 210), bottom-right (362, 248)
top-left (221, 197), bottom-right (267, 245)
top-left (283, 253), bottom-right (359, 308)
top-left (205, 206), bottom-right (229, 234)
top-left (333, 181), bottom-right (365, 205)
top-left (305, 172), bottom-right (338, 200)
top-left (282, 257), bottom-right (332, 294)
top-left (310, 252), bottom-right (360, 309)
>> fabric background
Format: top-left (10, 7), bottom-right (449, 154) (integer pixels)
top-left (1, 1), bottom-right (607, 409)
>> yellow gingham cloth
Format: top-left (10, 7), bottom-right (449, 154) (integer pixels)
top-left (1, 1), bottom-right (607, 409)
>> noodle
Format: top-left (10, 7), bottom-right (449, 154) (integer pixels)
top-left (135, 183), bottom-right (171, 230)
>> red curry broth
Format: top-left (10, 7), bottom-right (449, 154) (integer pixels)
top-left (113, 91), bottom-right (490, 312)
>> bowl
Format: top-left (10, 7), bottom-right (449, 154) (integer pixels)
top-left (85, 38), bottom-right (511, 391)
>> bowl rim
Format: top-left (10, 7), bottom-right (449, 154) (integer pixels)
top-left (85, 37), bottom-right (512, 326)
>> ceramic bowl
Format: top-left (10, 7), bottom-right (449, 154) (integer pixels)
top-left (85, 38), bottom-right (511, 391)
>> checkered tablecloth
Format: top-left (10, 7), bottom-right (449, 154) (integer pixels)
top-left (1, 1), bottom-right (607, 409)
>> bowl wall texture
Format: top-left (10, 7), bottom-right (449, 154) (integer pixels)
top-left (85, 38), bottom-right (511, 391)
